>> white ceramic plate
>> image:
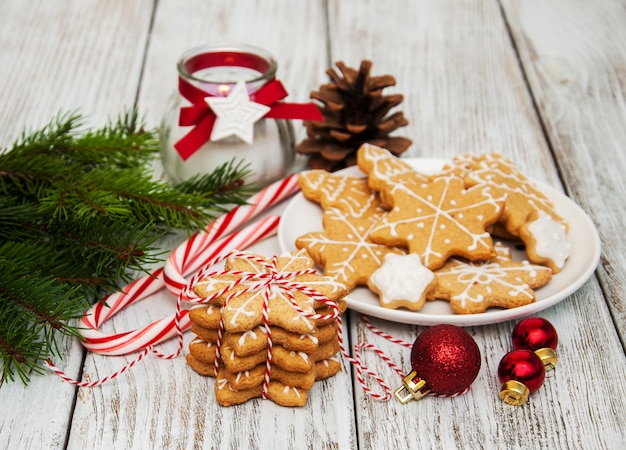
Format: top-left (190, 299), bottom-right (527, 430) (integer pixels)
top-left (277, 159), bottom-right (601, 326)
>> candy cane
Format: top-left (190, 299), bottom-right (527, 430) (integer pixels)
top-left (75, 174), bottom-right (300, 356)
top-left (79, 216), bottom-right (280, 355)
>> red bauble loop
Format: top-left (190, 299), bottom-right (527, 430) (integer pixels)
top-left (497, 349), bottom-right (546, 393)
top-left (410, 324), bottom-right (481, 396)
top-left (512, 317), bottom-right (558, 351)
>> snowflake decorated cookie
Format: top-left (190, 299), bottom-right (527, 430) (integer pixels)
top-left (296, 206), bottom-right (405, 290)
top-left (357, 145), bottom-right (506, 270)
top-left (367, 253), bottom-right (437, 311)
top-left (428, 243), bottom-right (553, 314)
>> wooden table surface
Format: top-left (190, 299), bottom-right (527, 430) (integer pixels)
top-left (1, 1), bottom-right (625, 449)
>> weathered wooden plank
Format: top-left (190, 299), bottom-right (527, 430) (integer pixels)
top-left (0, 0), bottom-right (154, 148)
top-left (500, 0), bottom-right (626, 342)
top-left (2, 1), bottom-right (625, 449)
top-left (0, 1), bottom-right (156, 449)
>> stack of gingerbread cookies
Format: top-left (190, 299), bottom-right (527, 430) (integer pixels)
top-left (185, 250), bottom-right (347, 406)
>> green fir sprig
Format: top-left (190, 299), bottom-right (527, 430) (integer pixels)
top-left (0, 111), bottom-right (255, 383)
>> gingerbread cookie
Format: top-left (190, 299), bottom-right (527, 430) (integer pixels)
top-left (356, 143), bottom-right (429, 207)
top-left (428, 242), bottom-right (553, 314)
top-left (296, 206), bottom-right (405, 290)
top-left (221, 342), bottom-right (314, 373)
top-left (188, 338), bottom-right (218, 365)
top-left (519, 210), bottom-right (570, 273)
top-left (188, 304), bottom-right (222, 329)
top-left (372, 178), bottom-right (503, 269)
top-left (193, 250), bottom-right (347, 334)
top-left (215, 367), bottom-right (309, 407)
top-left (299, 170), bottom-right (384, 216)
top-left (315, 357), bottom-right (343, 380)
top-left (187, 250), bottom-right (346, 407)
top-left (445, 153), bottom-right (570, 272)
top-left (225, 362), bottom-right (317, 391)
top-left (190, 323), bottom-right (219, 343)
top-left (185, 353), bottom-right (217, 377)
top-left (358, 145), bottom-right (506, 270)
top-left (225, 325), bottom-right (319, 356)
top-left (368, 253), bottom-right (437, 311)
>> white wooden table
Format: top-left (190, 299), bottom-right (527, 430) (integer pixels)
top-left (1, 1), bottom-right (625, 449)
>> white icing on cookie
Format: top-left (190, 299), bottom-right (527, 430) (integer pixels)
top-left (282, 386), bottom-right (302, 397)
top-left (527, 210), bottom-right (570, 269)
top-left (368, 253), bottom-right (435, 308)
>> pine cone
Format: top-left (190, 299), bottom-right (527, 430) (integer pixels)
top-left (296, 60), bottom-right (412, 171)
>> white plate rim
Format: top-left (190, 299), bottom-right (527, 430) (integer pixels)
top-left (277, 158), bottom-right (601, 326)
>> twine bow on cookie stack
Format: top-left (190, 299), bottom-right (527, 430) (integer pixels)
top-left (182, 250), bottom-right (347, 407)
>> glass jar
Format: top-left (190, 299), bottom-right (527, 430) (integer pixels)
top-left (160, 43), bottom-right (295, 187)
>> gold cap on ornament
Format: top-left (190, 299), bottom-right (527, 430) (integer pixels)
top-left (534, 347), bottom-right (558, 372)
top-left (394, 370), bottom-right (431, 404)
top-left (499, 380), bottom-right (530, 406)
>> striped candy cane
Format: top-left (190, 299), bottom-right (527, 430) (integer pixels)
top-left (79, 216), bottom-right (280, 355)
top-left (77, 174), bottom-right (300, 355)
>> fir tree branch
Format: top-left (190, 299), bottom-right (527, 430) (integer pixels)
top-left (0, 110), bottom-right (255, 384)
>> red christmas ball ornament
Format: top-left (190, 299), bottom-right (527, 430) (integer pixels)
top-left (395, 324), bottom-right (481, 403)
top-left (497, 349), bottom-right (546, 406)
top-left (512, 317), bottom-right (558, 371)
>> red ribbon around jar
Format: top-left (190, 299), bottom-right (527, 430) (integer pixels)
top-left (174, 48), bottom-right (323, 161)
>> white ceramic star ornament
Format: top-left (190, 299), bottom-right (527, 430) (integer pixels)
top-left (205, 80), bottom-right (271, 144)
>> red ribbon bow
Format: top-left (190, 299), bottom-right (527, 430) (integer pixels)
top-left (174, 77), bottom-right (323, 160)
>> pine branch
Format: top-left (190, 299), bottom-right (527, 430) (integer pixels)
top-left (0, 249), bottom-right (86, 383)
top-left (0, 110), bottom-right (256, 383)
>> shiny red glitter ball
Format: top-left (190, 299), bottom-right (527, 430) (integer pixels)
top-left (410, 324), bottom-right (481, 395)
top-left (512, 317), bottom-right (558, 351)
top-left (497, 349), bottom-right (546, 393)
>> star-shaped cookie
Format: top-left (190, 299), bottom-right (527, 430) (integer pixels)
top-left (441, 152), bottom-right (570, 272)
top-left (368, 253), bottom-right (437, 311)
top-left (357, 143), bottom-right (429, 207)
top-left (428, 243), bottom-right (553, 314)
top-left (458, 153), bottom-right (566, 235)
top-left (368, 174), bottom-right (505, 270)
